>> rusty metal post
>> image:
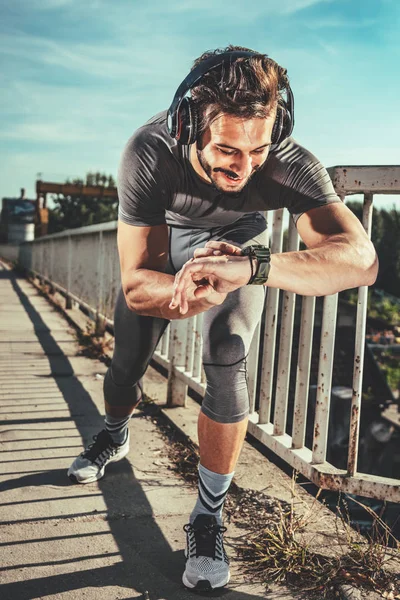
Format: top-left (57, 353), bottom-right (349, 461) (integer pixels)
top-left (192, 313), bottom-right (203, 380)
top-left (312, 293), bottom-right (338, 464)
top-left (48, 240), bottom-right (55, 294)
top-left (39, 241), bottom-right (44, 277)
top-left (347, 192), bottom-right (374, 476)
top-left (292, 295), bottom-right (316, 449)
top-left (259, 208), bottom-right (284, 424)
top-left (160, 325), bottom-right (170, 358)
top-left (166, 319), bottom-right (188, 407)
top-left (66, 235), bottom-right (73, 309)
top-left (247, 321), bottom-right (261, 414)
top-left (95, 231), bottom-right (106, 336)
top-left (185, 316), bottom-right (196, 376)
top-left (273, 219), bottom-right (299, 435)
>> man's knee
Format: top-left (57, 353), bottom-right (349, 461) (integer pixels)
top-left (103, 369), bottom-right (143, 407)
top-left (201, 360), bottom-right (249, 424)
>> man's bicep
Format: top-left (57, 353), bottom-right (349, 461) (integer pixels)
top-left (117, 221), bottom-right (169, 287)
top-left (296, 202), bottom-right (369, 249)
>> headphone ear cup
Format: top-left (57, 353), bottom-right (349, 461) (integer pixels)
top-left (283, 108), bottom-right (293, 139)
top-left (271, 103), bottom-right (293, 146)
top-left (175, 97), bottom-right (197, 145)
top-left (271, 105), bottom-right (284, 145)
top-left (188, 102), bottom-right (198, 145)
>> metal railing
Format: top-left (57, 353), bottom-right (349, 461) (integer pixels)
top-left (9, 165), bottom-right (400, 502)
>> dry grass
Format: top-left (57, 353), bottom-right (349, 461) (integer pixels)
top-left (75, 321), bottom-right (113, 360)
top-left (50, 312), bottom-right (399, 600)
top-left (160, 415), bottom-right (400, 599)
top-left (233, 486), bottom-right (399, 598)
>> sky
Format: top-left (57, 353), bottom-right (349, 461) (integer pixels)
top-left (0, 0), bottom-right (399, 211)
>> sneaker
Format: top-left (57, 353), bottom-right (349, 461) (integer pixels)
top-left (182, 514), bottom-right (230, 590)
top-left (68, 429), bottom-right (129, 484)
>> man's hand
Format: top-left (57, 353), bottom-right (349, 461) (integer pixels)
top-left (182, 272), bottom-right (228, 313)
top-left (169, 241), bottom-right (252, 315)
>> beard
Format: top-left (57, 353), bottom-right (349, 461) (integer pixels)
top-left (196, 148), bottom-right (259, 195)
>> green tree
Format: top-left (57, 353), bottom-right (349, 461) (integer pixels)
top-left (48, 172), bottom-right (118, 233)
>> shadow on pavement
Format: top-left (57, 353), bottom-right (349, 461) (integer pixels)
top-left (0, 269), bottom-right (262, 599)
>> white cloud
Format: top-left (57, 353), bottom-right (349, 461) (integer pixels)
top-left (0, 32), bottom-right (140, 80)
top-left (305, 17), bottom-right (378, 29)
top-left (0, 122), bottom-right (101, 143)
top-left (121, 0), bottom-right (332, 18)
top-left (3, 0), bottom-right (76, 11)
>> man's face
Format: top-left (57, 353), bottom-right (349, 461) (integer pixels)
top-left (195, 112), bottom-right (275, 195)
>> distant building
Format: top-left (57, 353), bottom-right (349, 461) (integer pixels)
top-left (0, 188), bottom-right (36, 243)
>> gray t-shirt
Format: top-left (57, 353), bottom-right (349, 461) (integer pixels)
top-left (118, 111), bottom-right (341, 229)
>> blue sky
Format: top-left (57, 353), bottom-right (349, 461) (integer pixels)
top-left (1, 0), bottom-right (399, 210)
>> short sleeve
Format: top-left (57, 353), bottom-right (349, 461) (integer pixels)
top-left (117, 126), bottom-right (172, 227)
top-left (266, 138), bottom-right (342, 225)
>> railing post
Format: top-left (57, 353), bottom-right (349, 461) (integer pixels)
top-left (95, 231), bottom-right (106, 336)
top-left (48, 240), bottom-right (55, 294)
top-left (312, 293), bottom-right (338, 464)
top-left (185, 316), bottom-right (196, 376)
top-left (166, 319), bottom-right (189, 407)
top-left (273, 219), bottom-right (299, 436)
top-left (292, 295), bottom-right (316, 449)
top-left (247, 321), bottom-right (261, 414)
top-left (192, 313), bottom-right (203, 381)
top-left (66, 235), bottom-right (73, 309)
top-left (347, 192), bottom-right (374, 476)
top-left (258, 209), bottom-right (284, 424)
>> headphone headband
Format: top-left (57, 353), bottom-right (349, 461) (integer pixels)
top-left (167, 50), bottom-right (294, 146)
top-left (167, 51), bottom-right (261, 138)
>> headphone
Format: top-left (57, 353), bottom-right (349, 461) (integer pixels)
top-left (167, 50), bottom-right (294, 147)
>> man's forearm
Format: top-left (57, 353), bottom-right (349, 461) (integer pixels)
top-left (268, 235), bottom-right (378, 296)
top-left (123, 268), bottom-right (214, 319)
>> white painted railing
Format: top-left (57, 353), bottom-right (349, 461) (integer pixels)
top-left (9, 165), bottom-right (400, 502)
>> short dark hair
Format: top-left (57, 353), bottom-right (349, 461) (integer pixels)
top-left (190, 45), bottom-right (289, 134)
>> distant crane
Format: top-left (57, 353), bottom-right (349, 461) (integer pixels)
top-left (35, 179), bottom-right (118, 237)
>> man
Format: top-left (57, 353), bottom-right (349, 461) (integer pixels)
top-left (68, 45), bottom-right (378, 591)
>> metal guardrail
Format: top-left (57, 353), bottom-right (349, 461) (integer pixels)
top-left (9, 165), bottom-right (400, 502)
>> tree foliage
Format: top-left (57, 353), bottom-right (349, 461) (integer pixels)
top-left (346, 200), bottom-right (400, 297)
top-left (48, 171), bottom-right (117, 233)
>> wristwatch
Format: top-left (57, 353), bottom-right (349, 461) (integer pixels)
top-left (242, 245), bottom-right (271, 285)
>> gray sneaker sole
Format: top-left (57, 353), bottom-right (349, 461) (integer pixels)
top-left (182, 570), bottom-right (230, 590)
top-left (67, 443), bottom-right (129, 484)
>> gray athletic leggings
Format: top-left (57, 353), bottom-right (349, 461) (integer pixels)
top-left (104, 212), bottom-right (268, 424)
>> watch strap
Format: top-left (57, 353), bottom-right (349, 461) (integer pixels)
top-left (242, 245), bottom-right (271, 285)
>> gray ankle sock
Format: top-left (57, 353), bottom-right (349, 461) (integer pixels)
top-left (104, 413), bottom-right (130, 445)
top-left (190, 464), bottom-right (234, 525)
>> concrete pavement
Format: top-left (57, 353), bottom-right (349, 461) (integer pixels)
top-left (0, 262), bottom-right (306, 599)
